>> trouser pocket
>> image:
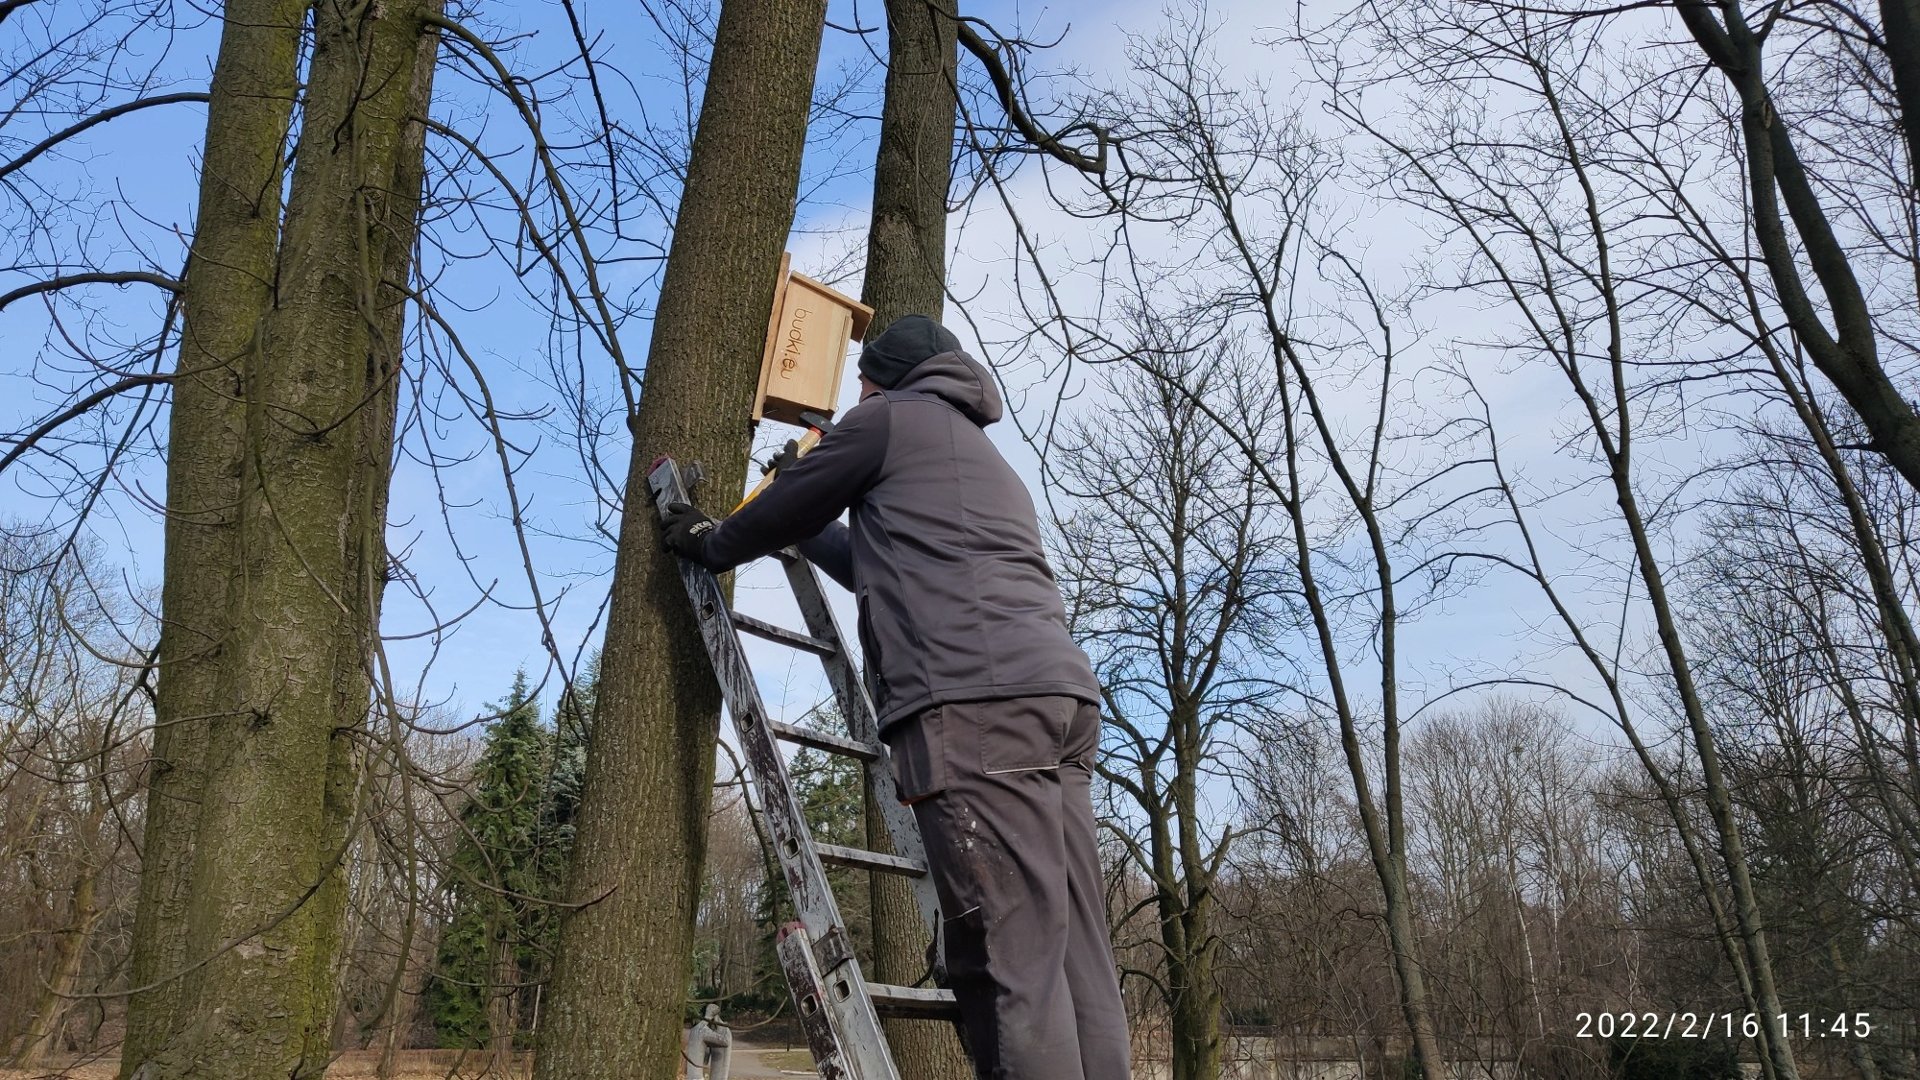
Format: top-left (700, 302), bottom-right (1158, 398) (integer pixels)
top-left (964, 696), bottom-right (1077, 774)
top-left (883, 705), bottom-right (947, 803)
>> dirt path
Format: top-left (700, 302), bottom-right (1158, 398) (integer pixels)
top-left (724, 1040), bottom-right (819, 1078)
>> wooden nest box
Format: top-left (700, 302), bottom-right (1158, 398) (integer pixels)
top-left (752, 252), bottom-right (874, 426)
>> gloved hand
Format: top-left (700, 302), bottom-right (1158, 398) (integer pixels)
top-left (661, 502), bottom-right (719, 565)
top-left (761, 439), bottom-right (802, 476)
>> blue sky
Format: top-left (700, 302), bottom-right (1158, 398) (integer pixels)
top-left (0, 0), bottom-right (1737, 777)
top-left (0, 0), bottom-right (1130, 724)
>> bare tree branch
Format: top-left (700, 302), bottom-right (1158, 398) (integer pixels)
top-left (956, 18), bottom-right (1108, 175)
top-left (0, 271), bottom-right (182, 313)
top-left (0, 92), bottom-right (209, 181)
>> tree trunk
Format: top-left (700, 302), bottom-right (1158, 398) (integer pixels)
top-left (488, 934), bottom-right (518, 1076)
top-left (1879, 0), bottom-right (1920, 192)
top-left (1376, 862), bottom-right (1444, 1080)
top-left (376, 943), bottom-right (427, 1080)
top-left (1273, 333), bottom-right (1446, 1080)
top-left (861, 0), bottom-right (957, 324)
top-left (1167, 946), bottom-right (1221, 1080)
top-left (1167, 702), bottom-right (1222, 1080)
top-left (139, 2), bottom-right (440, 1076)
top-left (1827, 934), bottom-right (1881, 1080)
top-left (14, 860), bottom-right (101, 1068)
top-left (121, 2), bottom-right (305, 1071)
top-left (1610, 470), bottom-right (1801, 1080)
top-left (305, 10), bottom-right (439, 1069)
top-left (858, 0), bottom-right (970, 1076)
top-left (533, 2), bottom-right (826, 1076)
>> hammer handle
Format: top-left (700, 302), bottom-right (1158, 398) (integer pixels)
top-left (733, 424), bottom-right (824, 512)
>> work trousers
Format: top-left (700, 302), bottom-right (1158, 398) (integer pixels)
top-left (883, 696), bottom-right (1132, 1080)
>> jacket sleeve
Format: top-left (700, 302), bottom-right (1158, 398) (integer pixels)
top-left (700, 394), bottom-right (888, 572)
top-left (795, 522), bottom-right (854, 590)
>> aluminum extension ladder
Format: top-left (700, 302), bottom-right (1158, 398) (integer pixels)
top-left (649, 457), bottom-right (961, 1080)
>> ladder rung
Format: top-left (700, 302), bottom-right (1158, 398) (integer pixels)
top-left (815, 842), bottom-right (927, 877)
top-left (769, 720), bottom-right (879, 762)
top-left (729, 610), bottom-right (836, 657)
top-left (868, 983), bottom-right (960, 1020)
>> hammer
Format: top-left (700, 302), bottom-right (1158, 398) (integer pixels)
top-left (734, 410), bottom-right (834, 512)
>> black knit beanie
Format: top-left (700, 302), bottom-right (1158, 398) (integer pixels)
top-left (857, 314), bottom-right (962, 389)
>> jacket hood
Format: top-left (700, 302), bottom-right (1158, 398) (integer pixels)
top-left (859, 314), bottom-right (962, 389)
top-left (891, 349), bottom-right (1004, 427)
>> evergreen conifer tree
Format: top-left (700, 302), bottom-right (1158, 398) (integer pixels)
top-left (429, 672), bottom-right (550, 1057)
top-left (530, 656), bottom-right (597, 986)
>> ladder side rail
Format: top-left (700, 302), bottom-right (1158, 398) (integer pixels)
top-left (648, 458), bottom-right (900, 1080)
top-left (777, 926), bottom-right (855, 1080)
top-left (782, 558), bottom-right (945, 956)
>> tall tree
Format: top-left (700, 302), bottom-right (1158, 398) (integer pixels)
top-left (120, 1), bottom-right (307, 1068)
top-left (1316, 5), bottom-right (1806, 1075)
top-left (1052, 349), bottom-right (1293, 1080)
top-left (856, 0), bottom-right (972, 1075)
top-left (987, 19), bottom-right (1454, 1074)
top-left (534, 0), bottom-right (829, 1075)
top-left (130, 1), bottom-right (442, 1075)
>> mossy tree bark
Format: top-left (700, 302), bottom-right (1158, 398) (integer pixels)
top-left (306, 10), bottom-right (440, 1069)
top-left (860, 0), bottom-right (957, 324)
top-left (121, 3), bottom-right (307, 1070)
top-left (856, 1), bottom-right (973, 1076)
top-left (132, 1), bottom-right (441, 1076)
top-left (533, 1), bottom-right (827, 1076)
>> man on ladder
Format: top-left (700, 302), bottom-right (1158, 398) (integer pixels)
top-left (662, 315), bottom-right (1132, 1080)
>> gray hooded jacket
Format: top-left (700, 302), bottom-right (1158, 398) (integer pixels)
top-left (700, 350), bottom-right (1100, 729)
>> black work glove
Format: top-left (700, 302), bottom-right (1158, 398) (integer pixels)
top-left (761, 439), bottom-right (802, 476)
top-left (661, 501), bottom-right (719, 565)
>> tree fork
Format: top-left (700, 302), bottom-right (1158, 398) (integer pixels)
top-left (140, 0), bottom-right (441, 1074)
top-left (1675, 0), bottom-right (1920, 495)
top-left (121, 1), bottom-right (308, 1071)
